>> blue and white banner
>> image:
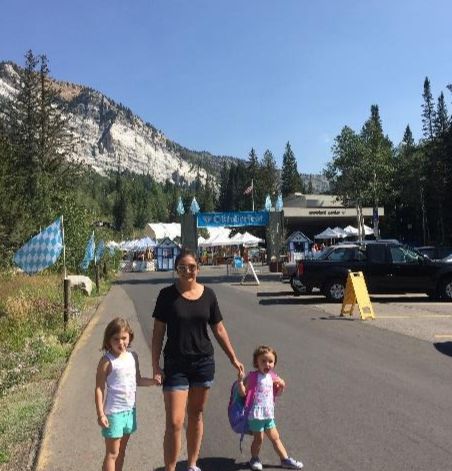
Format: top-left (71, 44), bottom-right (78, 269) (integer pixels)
top-left (197, 211), bottom-right (269, 228)
top-left (80, 232), bottom-right (95, 271)
top-left (14, 217), bottom-right (63, 275)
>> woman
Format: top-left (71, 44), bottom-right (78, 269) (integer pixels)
top-left (152, 248), bottom-right (244, 471)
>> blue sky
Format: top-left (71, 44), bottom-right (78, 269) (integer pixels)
top-left (1, 0), bottom-right (451, 174)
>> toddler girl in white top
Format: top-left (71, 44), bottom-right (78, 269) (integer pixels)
top-left (95, 317), bottom-right (156, 471)
top-left (237, 345), bottom-right (304, 470)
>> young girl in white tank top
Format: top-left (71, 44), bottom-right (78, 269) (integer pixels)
top-left (95, 318), bottom-right (157, 471)
top-left (237, 345), bottom-right (304, 470)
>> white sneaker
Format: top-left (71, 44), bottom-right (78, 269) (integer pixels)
top-left (249, 456), bottom-right (263, 471)
top-left (281, 456), bottom-right (304, 469)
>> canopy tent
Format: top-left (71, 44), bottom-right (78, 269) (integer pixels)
top-left (332, 226), bottom-right (348, 238)
top-left (241, 231), bottom-right (264, 247)
top-left (119, 237), bottom-right (157, 252)
top-left (314, 227), bottom-right (339, 240)
top-left (145, 222), bottom-right (180, 241)
top-left (343, 225), bottom-right (374, 237)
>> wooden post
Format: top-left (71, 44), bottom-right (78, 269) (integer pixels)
top-left (63, 278), bottom-right (71, 330)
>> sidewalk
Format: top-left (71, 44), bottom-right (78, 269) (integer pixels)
top-left (35, 281), bottom-right (166, 471)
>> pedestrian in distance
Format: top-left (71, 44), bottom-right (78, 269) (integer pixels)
top-left (95, 317), bottom-right (157, 471)
top-left (237, 345), bottom-right (304, 470)
top-left (152, 247), bottom-right (244, 471)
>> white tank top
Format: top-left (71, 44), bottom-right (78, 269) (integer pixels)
top-left (104, 351), bottom-right (137, 415)
top-left (249, 372), bottom-right (275, 420)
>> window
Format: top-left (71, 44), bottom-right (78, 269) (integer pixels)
top-left (327, 248), bottom-right (353, 262)
top-left (390, 246), bottom-right (420, 264)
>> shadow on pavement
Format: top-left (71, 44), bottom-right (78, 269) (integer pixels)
top-left (257, 291), bottom-right (295, 297)
top-left (258, 297), bottom-right (328, 306)
top-left (370, 295), bottom-right (431, 303)
top-left (153, 457), bottom-right (249, 471)
top-left (434, 342), bottom-right (452, 357)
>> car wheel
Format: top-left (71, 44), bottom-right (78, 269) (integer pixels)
top-left (290, 276), bottom-right (312, 296)
top-left (324, 279), bottom-right (345, 303)
top-left (439, 277), bottom-right (452, 301)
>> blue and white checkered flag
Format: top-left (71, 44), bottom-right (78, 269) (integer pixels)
top-left (14, 217), bottom-right (63, 275)
top-left (80, 232), bottom-right (95, 272)
top-left (95, 240), bottom-right (105, 261)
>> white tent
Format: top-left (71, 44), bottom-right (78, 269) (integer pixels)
top-left (134, 236), bottom-right (157, 250)
top-left (332, 226), bottom-right (348, 238)
top-left (242, 231), bottom-right (264, 246)
top-left (314, 227), bottom-right (339, 240)
top-left (343, 225), bottom-right (359, 236)
top-left (146, 223), bottom-right (180, 241)
top-left (343, 225), bottom-right (374, 237)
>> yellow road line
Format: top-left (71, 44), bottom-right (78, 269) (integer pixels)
top-left (433, 334), bottom-right (452, 338)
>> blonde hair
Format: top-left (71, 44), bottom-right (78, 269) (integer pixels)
top-left (252, 345), bottom-right (278, 368)
top-left (102, 317), bottom-right (134, 351)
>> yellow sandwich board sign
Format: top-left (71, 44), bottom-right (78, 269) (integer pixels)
top-left (340, 271), bottom-right (375, 320)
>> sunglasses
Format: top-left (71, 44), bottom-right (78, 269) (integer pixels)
top-left (176, 264), bottom-right (198, 273)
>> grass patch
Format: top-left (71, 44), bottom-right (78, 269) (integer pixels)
top-left (0, 270), bottom-right (114, 469)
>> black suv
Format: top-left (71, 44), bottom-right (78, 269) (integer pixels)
top-left (290, 241), bottom-right (452, 302)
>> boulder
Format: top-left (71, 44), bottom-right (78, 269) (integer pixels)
top-left (67, 275), bottom-right (93, 296)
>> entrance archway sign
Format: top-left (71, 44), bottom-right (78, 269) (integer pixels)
top-left (197, 211), bottom-right (269, 228)
top-left (181, 210), bottom-right (284, 269)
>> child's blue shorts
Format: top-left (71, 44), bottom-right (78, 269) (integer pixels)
top-left (248, 418), bottom-right (276, 432)
top-left (102, 408), bottom-right (137, 439)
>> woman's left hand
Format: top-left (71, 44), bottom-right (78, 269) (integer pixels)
top-left (232, 358), bottom-right (244, 376)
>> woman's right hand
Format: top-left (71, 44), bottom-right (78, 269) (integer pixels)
top-left (153, 365), bottom-right (164, 385)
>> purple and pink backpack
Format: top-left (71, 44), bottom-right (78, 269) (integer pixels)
top-left (227, 370), bottom-right (278, 451)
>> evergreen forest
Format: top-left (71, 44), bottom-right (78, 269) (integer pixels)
top-left (1, 51), bottom-right (452, 273)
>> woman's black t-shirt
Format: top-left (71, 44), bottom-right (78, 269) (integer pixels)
top-left (152, 284), bottom-right (223, 359)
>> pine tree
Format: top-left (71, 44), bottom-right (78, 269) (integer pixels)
top-left (258, 150), bottom-right (279, 207)
top-left (422, 77), bottom-right (436, 140)
top-left (247, 147), bottom-right (259, 185)
top-left (281, 142), bottom-right (302, 197)
top-left (360, 105), bottom-right (394, 238)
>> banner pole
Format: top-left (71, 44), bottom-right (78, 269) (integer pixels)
top-left (61, 215), bottom-right (67, 280)
top-left (61, 215), bottom-right (70, 330)
top-left (251, 178), bottom-right (255, 212)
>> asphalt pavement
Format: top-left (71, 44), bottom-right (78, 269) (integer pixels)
top-left (36, 265), bottom-right (452, 471)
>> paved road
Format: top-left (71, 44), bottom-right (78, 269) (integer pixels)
top-left (37, 267), bottom-right (452, 471)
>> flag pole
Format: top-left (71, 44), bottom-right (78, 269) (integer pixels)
top-left (61, 215), bottom-right (67, 280)
top-left (251, 178), bottom-right (255, 212)
top-left (61, 215), bottom-right (70, 330)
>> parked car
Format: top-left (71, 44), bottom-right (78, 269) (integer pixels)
top-left (290, 241), bottom-right (452, 302)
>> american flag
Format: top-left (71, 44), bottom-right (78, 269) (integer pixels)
top-left (243, 182), bottom-right (253, 195)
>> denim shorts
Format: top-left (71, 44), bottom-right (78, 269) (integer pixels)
top-left (102, 408), bottom-right (137, 439)
top-left (163, 355), bottom-right (215, 391)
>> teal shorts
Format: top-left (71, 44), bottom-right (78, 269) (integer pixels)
top-left (102, 408), bottom-right (137, 439)
top-left (248, 418), bottom-right (276, 432)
